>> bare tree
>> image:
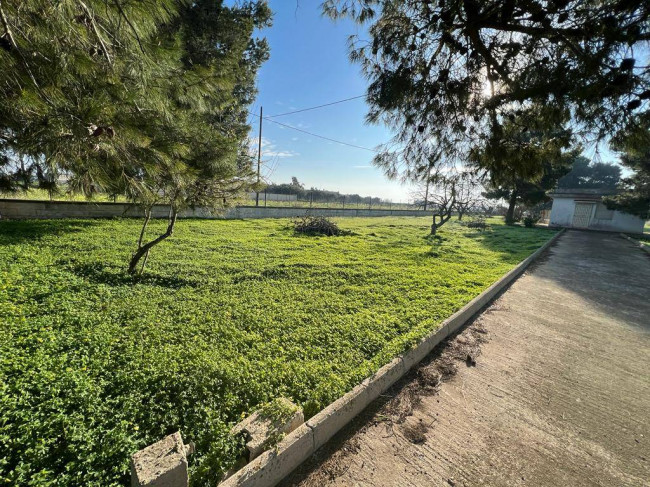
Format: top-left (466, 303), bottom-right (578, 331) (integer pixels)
top-left (428, 177), bottom-right (457, 236)
top-left (454, 176), bottom-right (483, 221)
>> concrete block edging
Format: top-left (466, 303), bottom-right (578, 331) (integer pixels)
top-left (219, 228), bottom-right (566, 487)
top-left (619, 233), bottom-right (650, 254)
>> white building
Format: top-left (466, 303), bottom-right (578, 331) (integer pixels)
top-left (548, 188), bottom-right (645, 234)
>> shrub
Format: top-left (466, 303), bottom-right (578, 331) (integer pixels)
top-left (465, 216), bottom-right (488, 230)
top-left (523, 212), bottom-right (541, 228)
top-left (292, 216), bottom-right (345, 236)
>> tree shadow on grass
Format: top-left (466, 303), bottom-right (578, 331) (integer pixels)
top-left (0, 219), bottom-right (101, 245)
top-left (460, 225), bottom-right (557, 263)
top-left (418, 224), bottom-right (552, 263)
top-left (70, 262), bottom-right (200, 289)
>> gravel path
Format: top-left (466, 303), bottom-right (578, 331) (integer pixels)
top-left (283, 230), bottom-right (650, 487)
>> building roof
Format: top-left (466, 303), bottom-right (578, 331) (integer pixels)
top-left (548, 188), bottom-right (618, 200)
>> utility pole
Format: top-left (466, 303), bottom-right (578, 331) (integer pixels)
top-left (255, 106), bottom-right (262, 207)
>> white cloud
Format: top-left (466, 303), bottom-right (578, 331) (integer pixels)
top-left (249, 137), bottom-right (298, 158)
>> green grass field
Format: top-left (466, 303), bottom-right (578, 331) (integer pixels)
top-left (0, 217), bottom-right (556, 486)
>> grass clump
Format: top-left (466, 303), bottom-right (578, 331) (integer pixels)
top-left (0, 216), bottom-right (556, 485)
top-left (259, 398), bottom-right (299, 425)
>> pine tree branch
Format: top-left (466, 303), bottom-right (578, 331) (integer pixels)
top-left (78, 0), bottom-right (113, 65)
top-left (479, 21), bottom-right (585, 38)
top-left (0, 0), bottom-right (41, 91)
top-left (113, 0), bottom-right (145, 54)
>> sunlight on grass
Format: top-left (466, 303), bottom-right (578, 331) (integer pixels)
top-left (0, 216), bottom-right (556, 485)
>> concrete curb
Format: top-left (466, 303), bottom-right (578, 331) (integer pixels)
top-left (219, 228), bottom-right (566, 487)
top-left (619, 233), bottom-right (650, 255)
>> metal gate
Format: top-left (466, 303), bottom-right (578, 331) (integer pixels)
top-left (572, 202), bottom-right (594, 228)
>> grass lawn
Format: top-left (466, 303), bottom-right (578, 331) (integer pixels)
top-left (0, 217), bottom-right (556, 486)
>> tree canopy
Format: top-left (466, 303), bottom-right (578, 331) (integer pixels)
top-left (604, 115), bottom-right (650, 219)
top-left (557, 156), bottom-right (622, 189)
top-left (479, 107), bottom-right (576, 222)
top-left (323, 0), bottom-right (650, 182)
top-left (0, 0), bottom-right (270, 196)
top-left (0, 0), bottom-right (271, 271)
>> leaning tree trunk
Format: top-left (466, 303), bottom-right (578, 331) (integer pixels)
top-left (128, 206), bottom-right (177, 275)
top-left (430, 212), bottom-right (453, 235)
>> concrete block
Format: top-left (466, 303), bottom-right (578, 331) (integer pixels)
top-left (131, 431), bottom-right (193, 487)
top-left (362, 358), bottom-right (405, 400)
top-left (400, 327), bottom-right (448, 372)
top-left (218, 424), bottom-right (314, 487)
top-left (230, 398), bottom-right (303, 461)
top-left (306, 383), bottom-right (369, 450)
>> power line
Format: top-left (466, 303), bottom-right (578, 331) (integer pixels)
top-left (268, 95), bottom-right (366, 118)
top-left (250, 111), bottom-right (378, 153)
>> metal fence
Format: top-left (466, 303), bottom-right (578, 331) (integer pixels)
top-left (247, 192), bottom-right (416, 210)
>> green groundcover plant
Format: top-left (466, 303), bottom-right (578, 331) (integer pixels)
top-left (0, 217), bottom-right (555, 486)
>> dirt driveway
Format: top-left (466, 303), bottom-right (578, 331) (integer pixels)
top-left (283, 230), bottom-right (650, 487)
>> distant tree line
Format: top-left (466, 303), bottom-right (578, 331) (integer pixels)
top-left (263, 177), bottom-right (395, 205)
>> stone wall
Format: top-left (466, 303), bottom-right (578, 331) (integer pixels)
top-left (0, 199), bottom-right (431, 220)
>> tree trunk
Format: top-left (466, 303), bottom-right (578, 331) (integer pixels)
top-left (505, 191), bottom-right (518, 225)
top-left (128, 207), bottom-right (177, 275)
top-left (430, 215), bottom-right (437, 235)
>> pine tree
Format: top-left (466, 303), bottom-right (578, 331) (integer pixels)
top-left (557, 156), bottom-right (622, 190)
top-left (0, 0), bottom-right (271, 272)
top-left (475, 107), bottom-right (576, 223)
top-left (604, 115), bottom-right (650, 219)
top-left (323, 0), bottom-right (650, 182)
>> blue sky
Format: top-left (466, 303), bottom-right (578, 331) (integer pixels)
top-left (249, 2), bottom-right (624, 200)
top-left (249, 2), bottom-right (415, 202)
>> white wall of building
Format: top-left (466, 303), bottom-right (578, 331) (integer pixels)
top-left (549, 197), bottom-right (576, 226)
top-left (550, 196), bottom-right (645, 233)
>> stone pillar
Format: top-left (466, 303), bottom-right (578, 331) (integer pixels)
top-left (131, 431), bottom-right (194, 487)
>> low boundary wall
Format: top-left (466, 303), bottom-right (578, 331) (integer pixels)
top-left (0, 199), bottom-right (430, 220)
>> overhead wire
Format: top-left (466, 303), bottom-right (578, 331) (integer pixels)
top-left (267, 94), bottom-right (366, 117)
top-left (249, 111), bottom-right (379, 153)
